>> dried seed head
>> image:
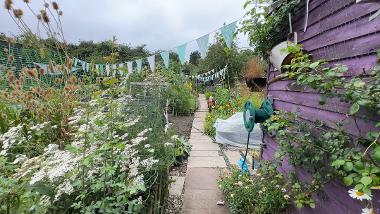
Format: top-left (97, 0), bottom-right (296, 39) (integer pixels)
top-left (3, 48), bottom-right (8, 52)
top-left (36, 14), bottom-right (41, 20)
top-left (44, 2), bottom-right (49, 8)
top-left (52, 1), bottom-right (59, 10)
top-left (39, 67), bottom-right (46, 75)
top-left (32, 87), bottom-right (41, 95)
top-left (7, 54), bottom-right (14, 63)
top-left (58, 10), bottom-right (62, 16)
top-left (23, 0), bottom-right (29, 3)
top-left (67, 76), bottom-right (77, 84)
top-left (6, 70), bottom-right (15, 83)
top-left (13, 9), bottom-right (23, 19)
top-left (40, 10), bottom-right (49, 23)
top-left (4, 0), bottom-right (12, 10)
top-left (26, 68), bottom-right (38, 79)
top-left (48, 60), bottom-right (55, 73)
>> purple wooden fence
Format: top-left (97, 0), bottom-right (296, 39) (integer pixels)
top-left (264, 0), bottom-right (380, 213)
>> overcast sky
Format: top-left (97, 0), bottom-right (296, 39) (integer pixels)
top-left (0, 0), bottom-right (251, 52)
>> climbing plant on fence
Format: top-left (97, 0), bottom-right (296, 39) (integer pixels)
top-left (263, 46), bottom-right (380, 210)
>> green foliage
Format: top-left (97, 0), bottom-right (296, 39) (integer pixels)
top-left (218, 163), bottom-right (289, 214)
top-left (260, 47), bottom-right (380, 209)
top-left (241, 0), bottom-right (301, 57)
top-left (204, 86), bottom-right (264, 137)
top-left (167, 83), bottom-right (197, 115)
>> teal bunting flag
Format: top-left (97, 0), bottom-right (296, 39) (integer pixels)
top-left (127, 61), bottom-right (133, 74)
top-left (74, 58), bottom-right (78, 66)
top-left (221, 21), bottom-right (237, 48)
top-left (196, 34), bottom-right (209, 58)
top-left (99, 64), bottom-right (104, 74)
top-left (82, 61), bottom-right (86, 71)
top-left (147, 55), bottom-right (155, 72)
top-left (136, 59), bottom-right (142, 72)
top-left (176, 44), bottom-right (187, 65)
top-left (160, 51), bottom-right (170, 69)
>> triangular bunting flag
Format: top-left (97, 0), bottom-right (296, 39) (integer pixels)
top-left (127, 61), bottom-right (133, 74)
top-left (147, 55), bottom-right (156, 72)
top-left (220, 21), bottom-right (237, 48)
top-left (136, 59), bottom-right (142, 73)
top-left (176, 44), bottom-right (187, 65)
top-left (119, 63), bottom-right (124, 76)
top-left (196, 34), bottom-right (209, 58)
top-left (160, 51), bottom-right (170, 69)
top-left (106, 64), bottom-right (110, 76)
top-left (82, 61), bottom-right (86, 71)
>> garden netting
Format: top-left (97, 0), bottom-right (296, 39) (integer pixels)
top-left (214, 112), bottom-right (263, 148)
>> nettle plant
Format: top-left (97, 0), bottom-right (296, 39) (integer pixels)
top-left (264, 46), bottom-right (380, 209)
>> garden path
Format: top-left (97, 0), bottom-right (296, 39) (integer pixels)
top-left (182, 94), bottom-right (230, 214)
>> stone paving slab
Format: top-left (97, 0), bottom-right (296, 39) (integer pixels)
top-left (183, 94), bottom-right (230, 213)
top-left (189, 138), bottom-right (213, 145)
top-left (225, 150), bottom-right (242, 166)
top-left (169, 176), bottom-right (185, 196)
top-left (183, 189), bottom-right (228, 213)
top-left (188, 156), bottom-right (226, 168)
top-left (194, 111), bottom-right (207, 118)
top-left (184, 168), bottom-right (220, 190)
top-left (190, 150), bottom-right (220, 157)
top-left (191, 143), bottom-right (220, 151)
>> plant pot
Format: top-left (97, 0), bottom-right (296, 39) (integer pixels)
top-left (269, 41), bottom-right (295, 72)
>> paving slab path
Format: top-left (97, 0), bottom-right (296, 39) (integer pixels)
top-left (182, 94), bottom-right (230, 214)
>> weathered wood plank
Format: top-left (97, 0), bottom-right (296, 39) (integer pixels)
top-left (301, 15), bottom-right (380, 51)
top-left (293, 0), bottom-right (328, 23)
top-left (293, 0), bottom-right (355, 32)
top-left (297, 3), bottom-right (380, 42)
top-left (269, 90), bottom-right (380, 121)
top-left (272, 100), bottom-right (379, 137)
top-left (306, 33), bottom-right (380, 61)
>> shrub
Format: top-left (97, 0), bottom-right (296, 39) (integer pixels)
top-left (167, 83), bottom-right (197, 115)
top-left (218, 163), bottom-right (289, 214)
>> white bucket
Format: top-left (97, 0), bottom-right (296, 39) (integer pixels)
top-left (269, 41), bottom-right (294, 72)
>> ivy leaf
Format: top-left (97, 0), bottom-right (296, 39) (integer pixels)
top-left (349, 103), bottom-right (360, 115)
top-left (309, 61), bottom-right (320, 69)
top-left (343, 176), bottom-right (353, 186)
top-left (344, 162), bottom-right (353, 171)
top-left (332, 159), bottom-right (345, 167)
top-left (360, 176), bottom-right (372, 186)
top-left (309, 203), bottom-right (316, 209)
top-left (372, 150), bottom-right (380, 162)
top-left (353, 80), bottom-right (365, 88)
top-left (355, 183), bottom-right (364, 190)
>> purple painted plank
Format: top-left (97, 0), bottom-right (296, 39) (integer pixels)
top-left (268, 54), bottom-right (378, 80)
top-left (269, 90), bottom-right (380, 121)
top-left (301, 15), bottom-right (380, 51)
top-left (293, 0), bottom-right (355, 32)
top-left (293, 0), bottom-right (328, 23)
top-left (272, 100), bottom-right (379, 137)
top-left (297, 3), bottom-right (380, 42)
top-left (306, 33), bottom-right (380, 60)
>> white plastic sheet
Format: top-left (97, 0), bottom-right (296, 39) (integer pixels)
top-left (214, 112), bottom-right (263, 148)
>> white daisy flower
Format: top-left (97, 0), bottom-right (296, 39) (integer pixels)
top-left (348, 189), bottom-right (372, 201)
top-left (362, 207), bottom-right (374, 214)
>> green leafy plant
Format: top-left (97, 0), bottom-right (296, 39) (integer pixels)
top-left (219, 162), bottom-right (289, 214)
